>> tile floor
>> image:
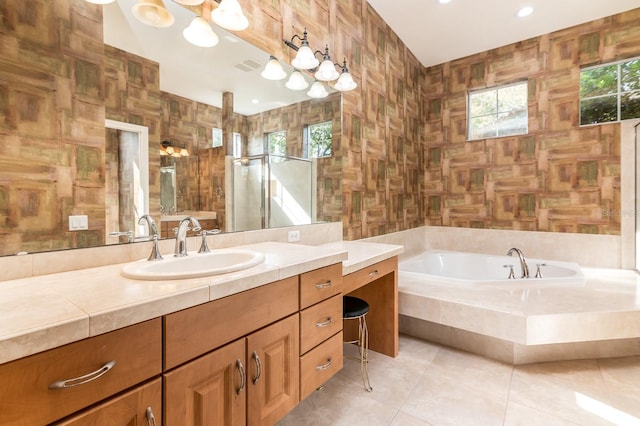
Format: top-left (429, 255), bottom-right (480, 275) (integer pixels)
top-left (278, 335), bottom-right (640, 426)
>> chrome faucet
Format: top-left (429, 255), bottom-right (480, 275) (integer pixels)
top-left (507, 247), bottom-right (529, 278)
top-left (138, 215), bottom-right (162, 261)
top-left (174, 217), bottom-right (201, 257)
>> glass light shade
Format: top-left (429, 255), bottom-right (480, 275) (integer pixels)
top-left (211, 0), bottom-right (249, 31)
top-left (315, 59), bottom-right (340, 81)
top-left (183, 17), bottom-right (219, 47)
top-left (261, 56), bottom-right (287, 80)
top-left (307, 81), bottom-right (329, 99)
top-left (85, 0), bottom-right (115, 4)
top-left (174, 0), bottom-right (204, 5)
top-left (171, 151), bottom-right (182, 158)
top-left (285, 70), bottom-right (309, 91)
top-left (165, 146), bottom-right (175, 155)
top-left (180, 148), bottom-right (190, 156)
top-left (291, 45), bottom-right (319, 70)
top-left (160, 148), bottom-right (168, 156)
top-left (132, 0), bottom-right (174, 28)
top-left (334, 70), bottom-right (357, 91)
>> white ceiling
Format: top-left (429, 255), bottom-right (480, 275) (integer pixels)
top-left (367, 0), bottom-right (640, 67)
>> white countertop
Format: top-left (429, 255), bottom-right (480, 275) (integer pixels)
top-left (0, 241), bottom-right (402, 365)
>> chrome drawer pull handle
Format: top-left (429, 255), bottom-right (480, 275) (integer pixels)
top-left (48, 360), bottom-right (117, 390)
top-left (315, 280), bottom-right (332, 289)
top-left (236, 359), bottom-right (246, 395)
top-left (146, 406), bottom-right (157, 426)
top-left (315, 357), bottom-right (332, 371)
top-left (316, 317), bottom-right (332, 327)
top-left (252, 351), bottom-right (262, 385)
top-left (368, 270), bottom-right (379, 277)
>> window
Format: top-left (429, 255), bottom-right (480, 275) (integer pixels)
top-left (303, 121), bottom-right (332, 158)
top-left (266, 130), bottom-right (286, 156)
top-left (580, 57), bottom-right (640, 125)
top-left (467, 81), bottom-right (528, 140)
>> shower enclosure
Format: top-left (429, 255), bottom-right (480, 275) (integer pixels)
top-left (226, 154), bottom-right (315, 232)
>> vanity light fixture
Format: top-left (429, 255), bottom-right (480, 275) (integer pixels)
top-left (315, 45), bottom-right (340, 82)
top-left (211, 0), bottom-right (249, 31)
top-left (261, 56), bottom-right (287, 80)
top-left (183, 16), bottom-right (219, 47)
top-left (333, 59), bottom-right (358, 91)
top-left (285, 70), bottom-right (309, 90)
top-left (161, 141), bottom-right (190, 157)
top-left (132, 0), bottom-right (175, 28)
top-left (307, 81), bottom-right (329, 99)
top-left (284, 28), bottom-right (357, 93)
top-left (286, 29), bottom-right (320, 70)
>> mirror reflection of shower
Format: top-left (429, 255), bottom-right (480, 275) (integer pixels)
top-left (161, 166), bottom-right (177, 214)
top-left (227, 154), bottom-right (316, 232)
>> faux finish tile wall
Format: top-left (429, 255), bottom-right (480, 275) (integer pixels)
top-left (423, 9), bottom-right (640, 235)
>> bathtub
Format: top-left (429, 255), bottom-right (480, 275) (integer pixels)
top-left (399, 249), bottom-right (584, 284)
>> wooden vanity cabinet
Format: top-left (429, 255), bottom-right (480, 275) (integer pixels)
top-left (0, 318), bottom-right (162, 426)
top-left (298, 264), bottom-right (344, 400)
top-left (163, 277), bottom-right (300, 426)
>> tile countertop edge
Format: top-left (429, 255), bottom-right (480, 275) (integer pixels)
top-left (319, 241), bottom-right (405, 275)
top-left (0, 242), bottom-right (349, 365)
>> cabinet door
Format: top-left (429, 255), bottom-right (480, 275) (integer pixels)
top-left (247, 314), bottom-right (299, 426)
top-left (53, 378), bottom-right (162, 426)
top-left (164, 339), bottom-right (246, 426)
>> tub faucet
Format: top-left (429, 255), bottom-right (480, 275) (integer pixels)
top-left (174, 217), bottom-right (201, 257)
top-left (507, 247), bottom-right (529, 278)
top-left (138, 215), bottom-right (162, 261)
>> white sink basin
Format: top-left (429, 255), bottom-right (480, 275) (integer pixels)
top-left (121, 249), bottom-right (265, 280)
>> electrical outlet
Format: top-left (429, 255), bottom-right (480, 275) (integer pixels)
top-left (287, 230), bottom-right (300, 242)
top-left (68, 215), bottom-right (88, 231)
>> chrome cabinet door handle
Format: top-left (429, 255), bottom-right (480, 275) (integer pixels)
top-left (236, 359), bottom-right (246, 395)
top-left (145, 406), bottom-right (157, 426)
top-left (315, 317), bottom-right (332, 327)
top-left (315, 280), bottom-right (332, 289)
top-left (252, 351), bottom-right (262, 385)
top-left (48, 360), bottom-right (117, 390)
top-left (315, 357), bottom-right (332, 371)
top-left (368, 270), bottom-right (379, 278)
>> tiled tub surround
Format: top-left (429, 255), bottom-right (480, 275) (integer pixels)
top-left (399, 261), bottom-right (640, 364)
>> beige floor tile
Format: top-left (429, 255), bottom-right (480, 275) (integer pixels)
top-left (503, 401), bottom-right (581, 425)
top-left (389, 411), bottom-right (434, 426)
top-left (509, 360), bottom-right (613, 426)
top-left (400, 369), bottom-right (508, 426)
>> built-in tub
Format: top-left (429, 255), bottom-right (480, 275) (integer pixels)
top-left (399, 249), bottom-right (583, 285)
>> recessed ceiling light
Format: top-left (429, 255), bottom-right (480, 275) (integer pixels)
top-left (251, 99), bottom-right (259, 104)
top-left (517, 6), bottom-right (534, 17)
top-left (438, 0), bottom-right (451, 3)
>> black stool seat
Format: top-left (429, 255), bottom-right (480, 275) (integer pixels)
top-left (343, 296), bottom-right (369, 318)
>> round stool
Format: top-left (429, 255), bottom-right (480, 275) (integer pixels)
top-left (343, 296), bottom-right (373, 392)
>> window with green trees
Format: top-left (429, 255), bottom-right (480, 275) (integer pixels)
top-left (580, 57), bottom-right (640, 125)
top-left (267, 130), bottom-right (286, 156)
top-left (467, 81), bottom-right (528, 140)
top-left (303, 121), bottom-right (332, 158)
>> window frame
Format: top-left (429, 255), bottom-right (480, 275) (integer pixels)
top-left (466, 80), bottom-right (529, 141)
top-left (265, 130), bottom-right (287, 156)
top-left (303, 120), bottom-right (333, 159)
top-left (579, 56), bottom-right (640, 127)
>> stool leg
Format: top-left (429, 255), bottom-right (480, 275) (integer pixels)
top-left (358, 316), bottom-right (373, 392)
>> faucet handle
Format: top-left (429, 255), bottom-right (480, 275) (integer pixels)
top-left (147, 234), bottom-right (163, 261)
top-left (197, 229), bottom-right (221, 254)
top-left (535, 263), bottom-right (547, 278)
top-left (503, 264), bottom-right (516, 279)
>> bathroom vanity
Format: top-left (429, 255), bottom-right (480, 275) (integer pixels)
top-left (0, 240), bottom-right (402, 425)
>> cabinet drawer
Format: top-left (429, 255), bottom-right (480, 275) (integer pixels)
top-left (164, 276), bottom-right (299, 370)
top-left (300, 332), bottom-right (343, 401)
top-left (53, 378), bottom-right (162, 425)
top-left (300, 263), bottom-right (343, 309)
top-left (300, 294), bottom-right (343, 354)
top-left (343, 257), bottom-right (397, 294)
top-left (0, 318), bottom-right (162, 426)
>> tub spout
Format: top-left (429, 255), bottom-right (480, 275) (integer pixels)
top-left (507, 247), bottom-right (529, 278)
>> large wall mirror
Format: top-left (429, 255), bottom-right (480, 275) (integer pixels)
top-left (0, 0), bottom-right (342, 257)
